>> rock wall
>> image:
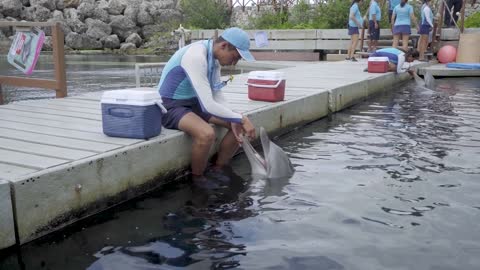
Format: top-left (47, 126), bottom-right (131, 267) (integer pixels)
top-left (0, 1), bottom-right (478, 52)
top-left (0, 0), bottom-right (182, 52)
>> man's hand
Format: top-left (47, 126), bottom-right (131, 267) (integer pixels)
top-left (407, 69), bottom-right (415, 76)
top-left (241, 116), bottom-right (256, 140)
top-left (231, 122), bottom-right (244, 143)
top-left (231, 116), bottom-right (256, 143)
top-left (375, 21), bottom-right (379, 29)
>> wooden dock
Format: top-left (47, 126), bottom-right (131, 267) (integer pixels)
top-left (0, 59), bottom-right (427, 250)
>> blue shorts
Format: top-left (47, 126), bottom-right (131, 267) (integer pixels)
top-left (348, 26), bottom-right (359, 35)
top-left (418, 24), bottom-right (431, 35)
top-left (393, 25), bottom-right (411, 35)
top-left (161, 97), bottom-right (212, 129)
top-left (369, 20), bottom-right (380, 40)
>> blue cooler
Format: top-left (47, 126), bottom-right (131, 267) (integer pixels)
top-left (101, 89), bottom-right (166, 139)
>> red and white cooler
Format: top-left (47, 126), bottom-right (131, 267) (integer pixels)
top-left (247, 71), bottom-right (286, 102)
top-left (368, 56), bottom-right (389, 73)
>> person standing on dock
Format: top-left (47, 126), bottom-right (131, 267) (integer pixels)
top-left (157, 27), bottom-right (256, 186)
top-left (347, 0), bottom-right (364, 62)
top-left (417, 0), bottom-right (434, 61)
top-left (388, 0), bottom-right (401, 23)
top-left (368, 47), bottom-right (419, 74)
top-left (391, 0), bottom-right (418, 51)
top-left (368, 0), bottom-right (382, 52)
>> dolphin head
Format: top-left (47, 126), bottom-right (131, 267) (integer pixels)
top-left (242, 127), bottom-right (295, 179)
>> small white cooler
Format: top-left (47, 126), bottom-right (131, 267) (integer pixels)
top-left (101, 89), bottom-right (165, 139)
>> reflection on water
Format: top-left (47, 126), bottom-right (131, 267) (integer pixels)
top-left (1, 77), bottom-right (480, 270)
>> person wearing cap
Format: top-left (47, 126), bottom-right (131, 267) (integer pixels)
top-left (157, 27), bottom-right (256, 184)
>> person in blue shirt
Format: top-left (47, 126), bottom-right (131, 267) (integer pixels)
top-left (369, 47), bottom-right (419, 74)
top-left (417, 0), bottom-right (434, 61)
top-left (368, 0), bottom-right (382, 52)
top-left (391, 0), bottom-right (418, 51)
top-left (347, 0), bottom-right (364, 62)
top-left (157, 27), bottom-right (256, 185)
top-left (388, 0), bottom-right (401, 23)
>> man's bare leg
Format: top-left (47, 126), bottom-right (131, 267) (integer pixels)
top-left (209, 117), bottom-right (240, 168)
top-left (178, 112), bottom-right (215, 176)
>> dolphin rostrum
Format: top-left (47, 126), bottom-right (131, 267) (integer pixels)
top-left (241, 127), bottom-right (295, 179)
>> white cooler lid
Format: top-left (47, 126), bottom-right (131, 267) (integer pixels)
top-left (368, 56), bottom-right (389, 62)
top-left (101, 88), bottom-right (161, 106)
top-left (248, 71), bottom-right (285, 80)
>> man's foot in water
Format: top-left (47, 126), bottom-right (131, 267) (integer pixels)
top-left (205, 166), bottom-right (231, 184)
top-left (192, 174), bottom-right (221, 190)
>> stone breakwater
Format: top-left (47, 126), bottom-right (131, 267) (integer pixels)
top-left (0, 0), bottom-right (182, 52)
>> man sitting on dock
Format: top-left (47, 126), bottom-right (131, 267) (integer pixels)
top-left (157, 27), bottom-right (256, 186)
top-left (367, 47), bottom-right (419, 74)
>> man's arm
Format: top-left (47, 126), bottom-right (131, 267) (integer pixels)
top-left (181, 44), bottom-right (242, 123)
top-left (396, 54), bottom-right (406, 74)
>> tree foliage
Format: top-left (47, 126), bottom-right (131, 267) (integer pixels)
top-left (180, 0), bottom-right (231, 29)
top-left (465, 11), bottom-right (480, 28)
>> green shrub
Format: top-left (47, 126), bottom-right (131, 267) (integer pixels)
top-left (251, 10), bottom-right (291, 29)
top-left (465, 11), bottom-right (480, 28)
top-left (289, 1), bottom-right (314, 27)
top-left (180, 0), bottom-right (231, 29)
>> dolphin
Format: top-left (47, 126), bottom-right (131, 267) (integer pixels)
top-left (413, 70), bottom-right (435, 90)
top-left (241, 127), bottom-right (295, 179)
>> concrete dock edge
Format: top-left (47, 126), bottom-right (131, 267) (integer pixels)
top-left (0, 180), bottom-right (16, 249)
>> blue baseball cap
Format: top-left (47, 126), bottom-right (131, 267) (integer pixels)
top-left (220, 27), bottom-right (255, 62)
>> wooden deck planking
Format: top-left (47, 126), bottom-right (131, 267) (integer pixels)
top-left (0, 105), bottom-right (102, 120)
top-left (0, 108), bottom-right (101, 125)
top-left (0, 163), bottom-right (37, 180)
top-left (0, 120), bottom-right (139, 145)
top-left (0, 149), bottom-right (69, 170)
top-left (0, 114), bottom-right (102, 132)
top-left (0, 137), bottom-right (98, 160)
top-left (13, 101), bottom-right (101, 114)
top-left (0, 128), bottom-right (120, 153)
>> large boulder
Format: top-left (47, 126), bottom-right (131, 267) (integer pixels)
top-left (30, 0), bottom-right (56, 11)
top-left (85, 18), bottom-right (112, 40)
top-left (55, 0), bottom-right (65, 10)
top-left (109, 15), bottom-right (138, 41)
top-left (125, 32), bottom-right (142, 47)
top-left (107, 0), bottom-right (128, 15)
top-left (137, 2), bottom-right (154, 26)
top-left (91, 8), bottom-right (110, 23)
top-left (31, 5), bottom-right (52, 22)
top-left (119, 42), bottom-right (136, 52)
top-left (102, 34), bottom-right (120, 49)
top-left (64, 8), bottom-right (87, 33)
top-left (1, 0), bottom-right (23, 18)
top-left (65, 32), bottom-right (102, 49)
top-left (77, 1), bottom-right (95, 19)
top-left (152, 9), bottom-right (182, 25)
top-left (152, 0), bottom-right (176, 10)
top-left (47, 18), bottom-right (72, 36)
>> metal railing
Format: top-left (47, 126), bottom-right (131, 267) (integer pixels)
top-left (0, 21), bottom-right (66, 105)
top-left (134, 63), bottom-right (167, 88)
